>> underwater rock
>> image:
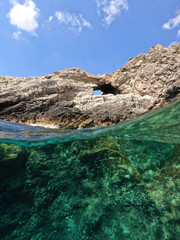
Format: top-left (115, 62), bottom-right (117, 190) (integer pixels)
top-left (0, 43), bottom-right (180, 128)
top-left (0, 137), bottom-right (179, 240)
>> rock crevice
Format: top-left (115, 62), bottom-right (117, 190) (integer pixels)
top-left (0, 43), bottom-right (180, 129)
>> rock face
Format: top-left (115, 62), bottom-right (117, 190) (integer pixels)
top-left (0, 43), bottom-right (180, 129)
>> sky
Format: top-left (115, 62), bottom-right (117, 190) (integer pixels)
top-left (0, 0), bottom-right (180, 77)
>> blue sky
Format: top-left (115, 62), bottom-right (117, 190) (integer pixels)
top-left (0, 0), bottom-right (180, 77)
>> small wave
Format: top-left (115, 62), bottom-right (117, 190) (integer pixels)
top-left (29, 123), bottom-right (58, 129)
top-left (0, 100), bottom-right (179, 146)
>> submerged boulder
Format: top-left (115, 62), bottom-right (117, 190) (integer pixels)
top-left (0, 137), bottom-right (179, 240)
top-left (0, 42), bottom-right (180, 129)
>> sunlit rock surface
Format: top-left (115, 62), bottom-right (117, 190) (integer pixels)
top-left (0, 43), bottom-right (179, 129)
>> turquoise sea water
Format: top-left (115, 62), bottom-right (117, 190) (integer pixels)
top-left (0, 100), bottom-right (180, 240)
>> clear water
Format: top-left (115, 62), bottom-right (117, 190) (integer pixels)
top-left (0, 101), bottom-right (180, 240)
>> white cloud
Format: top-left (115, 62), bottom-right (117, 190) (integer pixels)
top-left (54, 11), bottom-right (92, 33)
top-left (178, 29), bottom-right (180, 37)
top-left (169, 41), bottom-right (178, 47)
top-left (48, 16), bottom-right (53, 22)
top-left (13, 30), bottom-right (22, 40)
top-left (8, 0), bottom-right (39, 33)
top-left (163, 12), bottom-right (180, 38)
top-left (163, 13), bottom-right (180, 29)
top-left (95, 0), bottom-right (128, 26)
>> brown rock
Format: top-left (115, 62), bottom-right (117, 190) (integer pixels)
top-left (105, 43), bottom-right (180, 107)
top-left (0, 42), bottom-right (180, 129)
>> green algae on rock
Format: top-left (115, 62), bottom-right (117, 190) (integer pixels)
top-left (0, 141), bottom-right (179, 239)
top-left (0, 101), bottom-right (180, 240)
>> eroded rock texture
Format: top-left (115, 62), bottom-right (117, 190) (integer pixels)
top-left (0, 138), bottom-right (179, 240)
top-left (0, 43), bottom-right (180, 128)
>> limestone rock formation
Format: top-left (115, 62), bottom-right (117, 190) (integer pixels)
top-left (105, 43), bottom-right (180, 108)
top-left (0, 42), bottom-right (180, 129)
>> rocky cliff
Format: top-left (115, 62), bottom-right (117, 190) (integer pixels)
top-left (0, 43), bottom-right (180, 129)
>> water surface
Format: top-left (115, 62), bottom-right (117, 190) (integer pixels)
top-left (0, 101), bottom-right (180, 240)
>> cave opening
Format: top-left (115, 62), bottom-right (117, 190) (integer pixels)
top-left (93, 84), bottom-right (120, 95)
top-left (93, 90), bottom-right (102, 95)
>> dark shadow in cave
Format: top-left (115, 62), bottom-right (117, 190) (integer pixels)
top-left (93, 84), bottom-right (121, 95)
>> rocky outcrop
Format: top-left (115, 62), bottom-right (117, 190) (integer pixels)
top-left (0, 43), bottom-right (180, 129)
top-left (105, 44), bottom-right (180, 107)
